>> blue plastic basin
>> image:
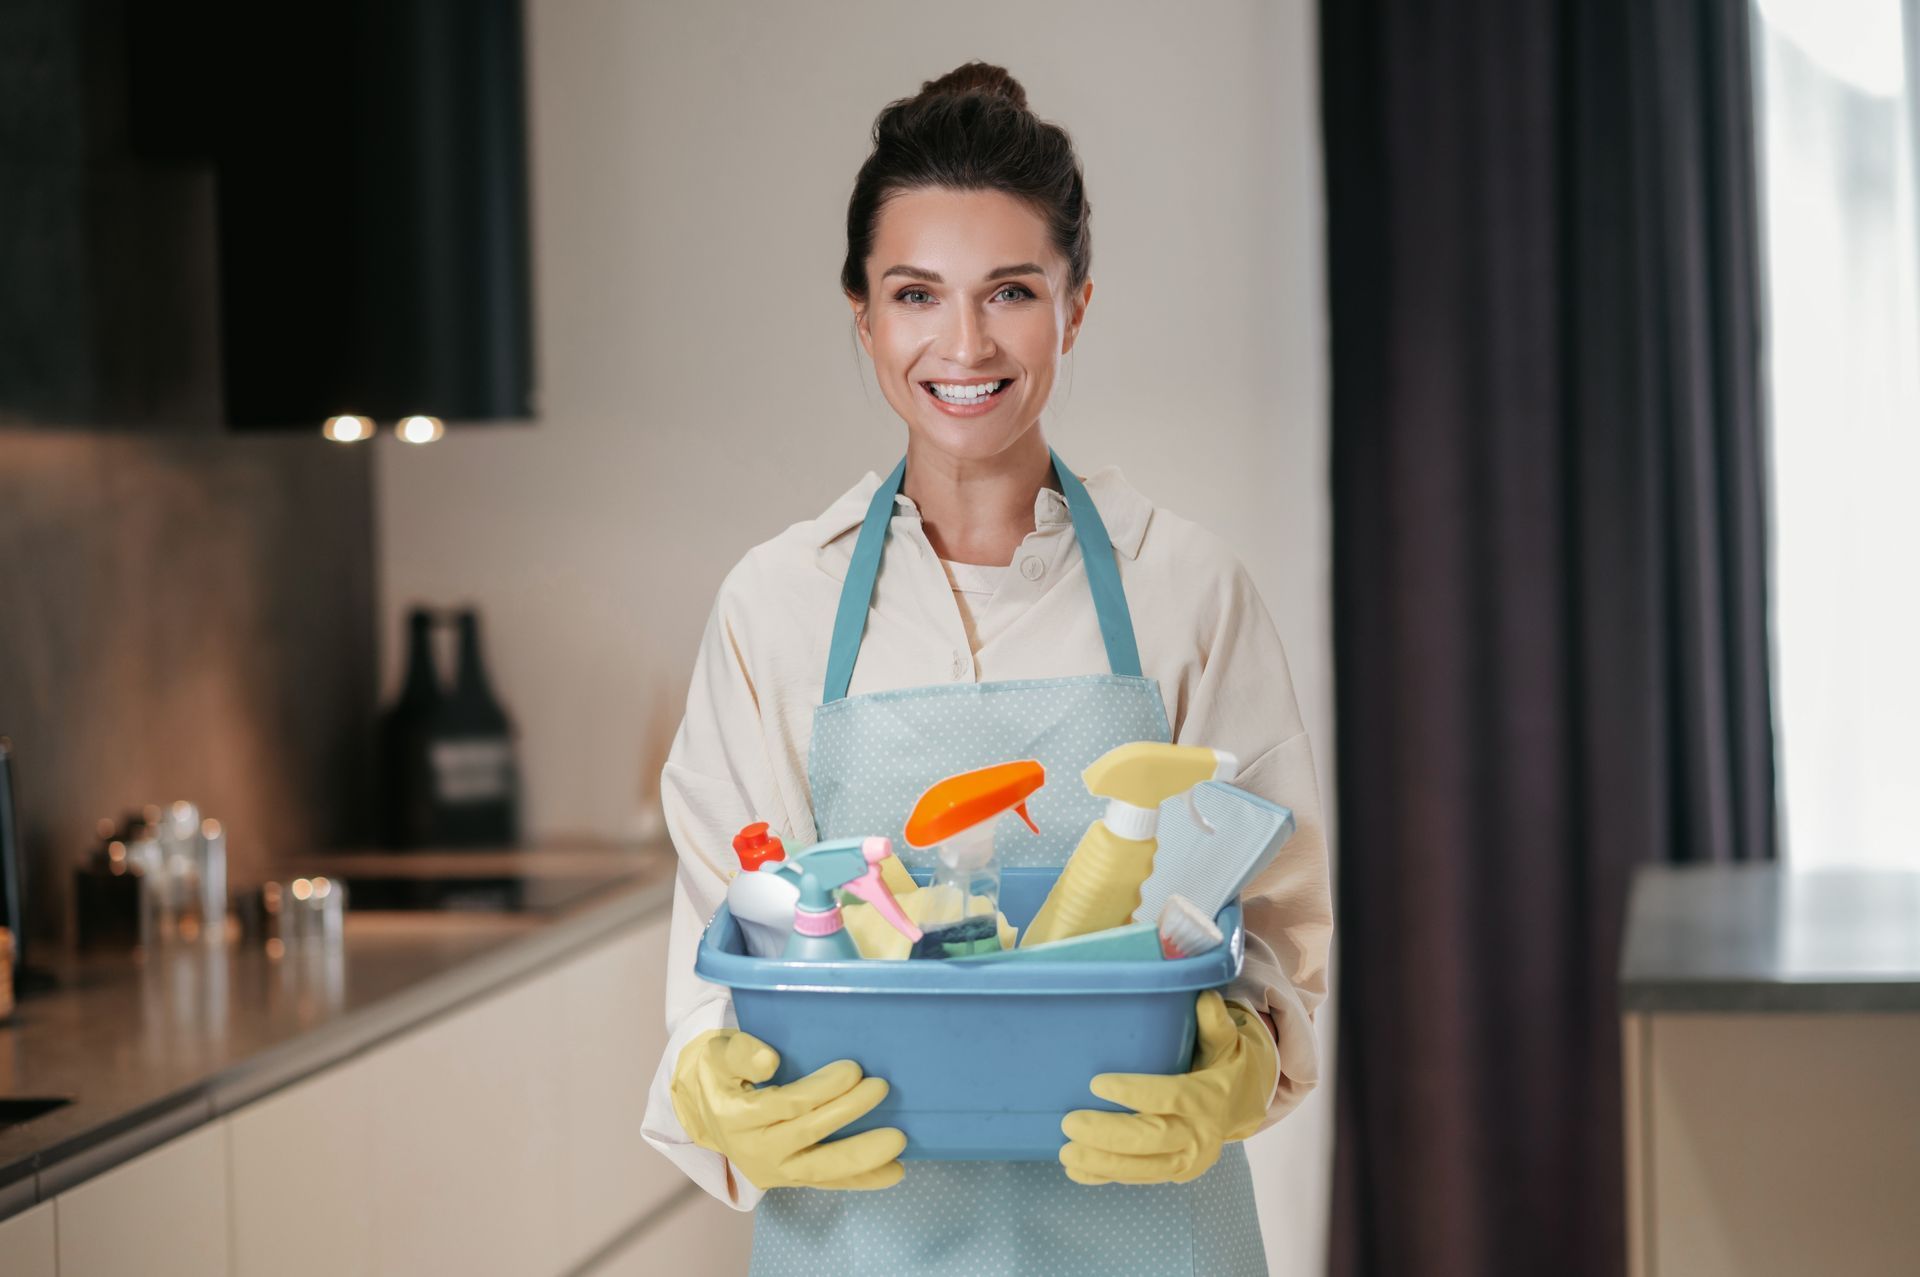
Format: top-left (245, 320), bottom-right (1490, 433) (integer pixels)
top-left (693, 866), bottom-right (1243, 1161)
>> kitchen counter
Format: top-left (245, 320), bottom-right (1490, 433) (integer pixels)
top-left (1618, 863), bottom-right (1920, 1012)
top-left (0, 843), bottom-right (677, 1224)
top-left (1618, 864), bottom-right (1920, 1276)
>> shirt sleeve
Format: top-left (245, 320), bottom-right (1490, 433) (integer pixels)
top-left (1171, 557), bottom-right (1333, 1131)
top-left (639, 574), bottom-right (798, 1210)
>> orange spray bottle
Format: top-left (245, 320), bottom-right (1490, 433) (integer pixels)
top-left (902, 760), bottom-right (1045, 958)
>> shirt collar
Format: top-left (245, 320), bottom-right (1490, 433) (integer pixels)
top-left (810, 463), bottom-right (1153, 559)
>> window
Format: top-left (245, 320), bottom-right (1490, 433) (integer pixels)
top-left (1752, 0), bottom-right (1920, 868)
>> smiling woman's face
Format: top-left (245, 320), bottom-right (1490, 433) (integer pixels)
top-left (850, 187), bottom-right (1092, 465)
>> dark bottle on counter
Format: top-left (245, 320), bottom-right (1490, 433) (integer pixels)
top-left (427, 609), bottom-right (523, 847)
top-left (377, 608), bottom-right (446, 848)
top-left (378, 607), bottom-right (523, 849)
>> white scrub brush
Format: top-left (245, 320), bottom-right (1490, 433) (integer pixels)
top-left (1133, 781), bottom-right (1295, 925)
top-left (1157, 894), bottom-right (1225, 959)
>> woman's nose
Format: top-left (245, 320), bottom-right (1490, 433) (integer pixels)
top-left (939, 301), bottom-right (997, 365)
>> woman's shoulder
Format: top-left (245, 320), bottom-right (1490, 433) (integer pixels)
top-left (1094, 469), bottom-right (1284, 663)
top-left (1085, 466), bottom-right (1251, 585)
top-left (710, 521), bottom-right (818, 610)
top-left (708, 470), bottom-right (883, 609)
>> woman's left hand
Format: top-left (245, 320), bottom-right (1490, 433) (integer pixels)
top-left (1058, 990), bottom-right (1279, 1185)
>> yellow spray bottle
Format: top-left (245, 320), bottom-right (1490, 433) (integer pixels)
top-left (1019, 742), bottom-right (1237, 947)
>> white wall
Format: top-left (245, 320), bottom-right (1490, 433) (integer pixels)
top-left (374, 1), bottom-right (1333, 1270)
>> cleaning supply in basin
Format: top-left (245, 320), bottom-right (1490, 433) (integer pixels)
top-left (785, 836), bottom-right (922, 961)
top-left (1021, 742), bottom-right (1237, 948)
top-left (732, 821), bottom-right (786, 870)
top-left (843, 887), bottom-right (1018, 960)
top-left (1156, 894), bottom-right (1225, 959)
top-left (902, 760), bottom-right (1045, 959)
top-left (948, 919), bottom-right (1164, 965)
top-left (1132, 781), bottom-right (1296, 926)
top-left (727, 856), bottom-right (802, 960)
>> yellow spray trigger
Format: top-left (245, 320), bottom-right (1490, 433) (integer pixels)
top-left (1080, 742), bottom-right (1237, 813)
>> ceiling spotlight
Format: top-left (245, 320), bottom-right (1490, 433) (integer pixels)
top-left (396, 415), bottom-right (445, 444)
top-left (322, 414), bottom-right (372, 443)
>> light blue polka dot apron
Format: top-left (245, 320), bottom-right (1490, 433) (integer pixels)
top-left (748, 450), bottom-right (1269, 1277)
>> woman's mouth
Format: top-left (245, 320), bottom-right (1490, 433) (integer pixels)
top-left (921, 377), bottom-right (1014, 416)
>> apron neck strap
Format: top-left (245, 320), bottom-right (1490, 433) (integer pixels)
top-left (822, 449), bottom-right (1143, 703)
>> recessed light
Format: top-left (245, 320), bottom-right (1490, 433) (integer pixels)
top-left (397, 415), bottom-right (445, 444)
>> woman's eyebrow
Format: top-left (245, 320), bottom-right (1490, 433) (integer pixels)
top-left (879, 262), bottom-right (1046, 284)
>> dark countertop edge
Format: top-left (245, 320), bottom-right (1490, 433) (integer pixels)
top-left (0, 873), bottom-right (675, 1221)
top-left (1617, 864), bottom-right (1920, 1014)
top-left (1620, 977), bottom-right (1920, 1015)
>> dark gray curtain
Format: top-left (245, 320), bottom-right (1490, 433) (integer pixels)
top-left (1321, 2), bottom-right (1776, 1274)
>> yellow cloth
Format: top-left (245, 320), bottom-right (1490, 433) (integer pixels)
top-left (874, 851), bottom-right (917, 899)
top-left (669, 1028), bottom-right (905, 1192)
top-left (841, 885), bottom-right (1018, 959)
top-left (1058, 991), bottom-right (1278, 1185)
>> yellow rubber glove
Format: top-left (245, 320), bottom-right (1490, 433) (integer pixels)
top-left (670, 1028), bottom-right (906, 1191)
top-left (1058, 991), bottom-right (1278, 1185)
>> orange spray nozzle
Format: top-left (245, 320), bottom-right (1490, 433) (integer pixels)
top-left (904, 759), bottom-right (1046, 848)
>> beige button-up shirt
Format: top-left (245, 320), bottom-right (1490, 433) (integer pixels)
top-left (641, 464), bottom-right (1333, 1209)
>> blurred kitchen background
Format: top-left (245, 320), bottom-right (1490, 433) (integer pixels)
top-left (2, 1), bottom-right (1916, 1276)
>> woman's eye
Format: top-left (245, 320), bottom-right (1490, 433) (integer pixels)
top-left (894, 284), bottom-right (1034, 305)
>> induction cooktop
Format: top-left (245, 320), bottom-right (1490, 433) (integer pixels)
top-left (279, 846), bottom-right (661, 915)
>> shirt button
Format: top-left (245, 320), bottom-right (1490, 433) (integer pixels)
top-left (1021, 555), bottom-right (1045, 581)
top-left (951, 650), bottom-right (970, 679)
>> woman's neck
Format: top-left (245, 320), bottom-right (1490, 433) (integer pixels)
top-left (902, 426), bottom-right (1057, 566)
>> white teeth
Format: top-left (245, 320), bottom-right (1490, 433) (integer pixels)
top-left (930, 380), bottom-right (1005, 403)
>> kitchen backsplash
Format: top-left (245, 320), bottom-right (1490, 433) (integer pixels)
top-left (0, 427), bottom-right (377, 944)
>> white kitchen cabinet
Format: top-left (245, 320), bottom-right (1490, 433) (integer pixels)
top-left (1624, 1012), bottom-right (1920, 1277)
top-left (0, 1200), bottom-right (55, 1277)
top-left (583, 1188), bottom-right (756, 1277)
top-left (556, 912), bottom-right (681, 1269)
top-left (226, 911), bottom-right (673, 1277)
top-left (54, 1120), bottom-right (229, 1277)
top-left (21, 906), bottom-right (675, 1277)
top-left (363, 960), bottom-right (572, 1277)
top-left (227, 1051), bottom-right (380, 1277)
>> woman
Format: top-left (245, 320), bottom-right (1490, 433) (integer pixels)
top-left (641, 61), bottom-right (1331, 1276)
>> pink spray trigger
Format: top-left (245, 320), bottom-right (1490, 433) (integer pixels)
top-left (842, 836), bottom-right (922, 944)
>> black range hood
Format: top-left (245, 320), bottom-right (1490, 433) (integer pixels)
top-left (208, 0), bottom-right (536, 431)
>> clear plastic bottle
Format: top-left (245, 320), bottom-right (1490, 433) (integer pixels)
top-left (912, 821), bottom-right (1002, 958)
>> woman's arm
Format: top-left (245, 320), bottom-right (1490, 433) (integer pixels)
top-left (1172, 558), bottom-right (1333, 1132)
top-left (639, 577), bottom-right (797, 1209)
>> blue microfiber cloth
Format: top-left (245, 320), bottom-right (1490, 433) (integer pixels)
top-left (1133, 781), bottom-right (1294, 924)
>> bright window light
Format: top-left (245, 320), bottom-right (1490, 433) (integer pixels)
top-left (1753, 0), bottom-right (1920, 867)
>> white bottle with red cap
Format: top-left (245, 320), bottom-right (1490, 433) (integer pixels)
top-left (726, 822), bottom-right (802, 959)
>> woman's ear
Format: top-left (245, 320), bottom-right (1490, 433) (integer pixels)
top-left (847, 294), bottom-right (874, 356)
top-left (1061, 278), bottom-right (1094, 355)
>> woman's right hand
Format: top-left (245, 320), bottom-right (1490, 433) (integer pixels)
top-left (669, 1028), bottom-right (906, 1191)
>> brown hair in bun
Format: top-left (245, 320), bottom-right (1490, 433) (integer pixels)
top-left (841, 61), bottom-right (1090, 301)
top-left (919, 61), bottom-right (1029, 110)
